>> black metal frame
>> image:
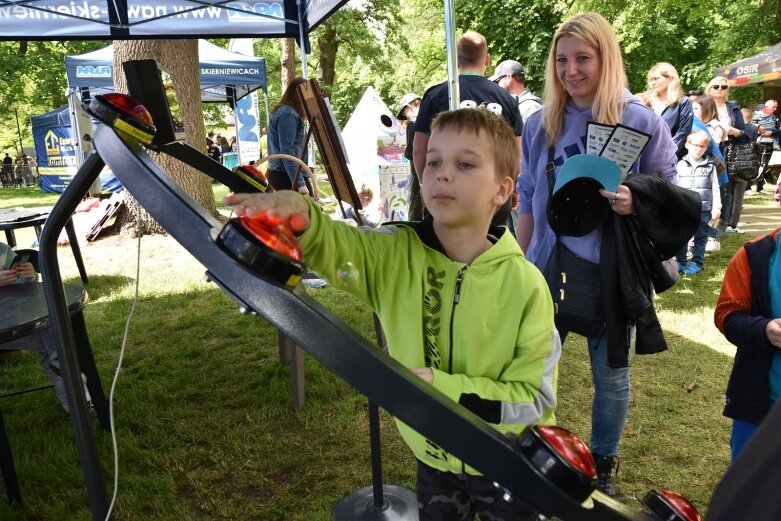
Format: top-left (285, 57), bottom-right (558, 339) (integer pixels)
top-left (39, 123), bottom-right (658, 521)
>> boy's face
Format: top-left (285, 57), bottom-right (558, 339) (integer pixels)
top-left (685, 137), bottom-right (708, 160)
top-left (422, 127), bottom-right (512, 229)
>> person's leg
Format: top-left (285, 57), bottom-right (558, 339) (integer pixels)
top-left (729, 179), bottom-right (747, 229)
top-left (408, 168), bottom-right (425, 221)
top-left (468, 474), bottom-right (539, 521)
top-left (675, 243), bottom-right (689, 271)
top-left (758, 143), bottom-right (774, 192)
top-left (730, 419), bottom-right (759, 463)
top-left (588, 335), bottom-right (630, 496)
top-left (266, 169), bottom-right (293, 191)
top-left (690, 211), bottom-right (711, 268)
top-left (416, 460), bottom-right (474, 521)
top-left (588, 336), bottom-right (630, 456)
top-left (717, 181), bottom-right (732, 235)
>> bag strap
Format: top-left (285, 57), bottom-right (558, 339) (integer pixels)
top-left (545, 147), bottom-right (560, 247)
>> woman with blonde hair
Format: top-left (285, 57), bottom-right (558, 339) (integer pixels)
top-left (646, 62), bottom-right (693, 158)
top-left (517, 11), bottom-right (678, 497)
top-left (706, 76), bottom-right (747, 237)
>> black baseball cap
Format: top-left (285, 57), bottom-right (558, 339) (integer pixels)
top-left (547, 155), bottom-right (621, 237)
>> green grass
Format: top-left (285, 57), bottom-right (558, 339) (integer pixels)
top-left (0, 186), bottom-right (778, 519)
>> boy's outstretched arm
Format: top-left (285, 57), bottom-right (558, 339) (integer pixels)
top-left (224, 191), bottom-right (310, 232)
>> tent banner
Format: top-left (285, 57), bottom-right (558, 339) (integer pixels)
top-left (0, 1), bottom-right (288, 38)
top-left (33, 123), bottom-right (78, 193)
top-left (230, 38), bottom-right (261, 164)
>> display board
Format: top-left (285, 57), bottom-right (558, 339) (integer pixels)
top-left (294, 79), bottom-right (362, 220)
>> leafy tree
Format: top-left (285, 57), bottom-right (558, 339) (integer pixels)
top-left (457, 0), bottom-right (568, 96)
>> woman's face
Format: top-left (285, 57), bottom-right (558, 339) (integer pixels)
top-left (555, 35), bottom-right (602, 109)
top-left (692, 101), bottom-right (702, 120)
top-left (648, 72), bottom-right (670, 96)
top-left (708, 80), bottom-right (729, 101)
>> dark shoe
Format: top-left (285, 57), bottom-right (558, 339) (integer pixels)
top-left (594, 454), bottom-right (622, 498)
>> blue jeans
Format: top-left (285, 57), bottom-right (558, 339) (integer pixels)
top-left (676, 210), bottom-right (711, 267)
top-left (730, 419), bottom-right (758, 462)
top-left (561, 333), bottom-right (631, 457)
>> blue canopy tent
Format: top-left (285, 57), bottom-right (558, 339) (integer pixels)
top-left (31, 105), bottom-right (122, 192)
top-left (65, 39), bottom-right (267, 102)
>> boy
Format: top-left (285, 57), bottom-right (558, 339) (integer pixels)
top-left (227, 109), bottom-right (560, 521)
top-left (674, 130), bottom-right (721, 276)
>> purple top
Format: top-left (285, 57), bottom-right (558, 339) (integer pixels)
top-left (517, 91), bottom-right (678, 269)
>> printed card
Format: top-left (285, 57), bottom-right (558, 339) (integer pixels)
top-left (586, 122), bottom-right (615, 156)
top-left (598, 124), bottom-right (651, 177)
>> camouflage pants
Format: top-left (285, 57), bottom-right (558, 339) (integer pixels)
top-left (416, 460), bottom-right (539, 521)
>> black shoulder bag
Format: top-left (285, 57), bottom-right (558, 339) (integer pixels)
top-left (541, 150), bottom-right (606, 337)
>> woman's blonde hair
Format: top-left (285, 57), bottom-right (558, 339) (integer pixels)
top-left (542, 12), bottom-right (628, 146)
top-left (705, 76), bottom-right (730, 96)
top-left (646, 62), bottom-right (684, 107)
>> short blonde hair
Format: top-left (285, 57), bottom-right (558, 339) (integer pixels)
top-left (687, 130), bottom-right (711, 147)
top-left (430, 108), bottom-right (520, 183)
top-left (543, 12), bottom-right (628, 146)
top-left (457, 31), bottom-right (488, 68)
top-left (646, 62), bottom-right (684, 107)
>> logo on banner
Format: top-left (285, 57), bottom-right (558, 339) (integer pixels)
top-left (45, 130), bottom-right (61, 156)
top-left (76, 65), bottom-right (112, 78)
top-left (225, 2), bottom-right (283, 23)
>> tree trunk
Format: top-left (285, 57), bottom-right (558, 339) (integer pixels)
top-left (317, 22), bottom-right (338, 91)
top-left (112, 39), bottom-right (218, 236)
top-left (281, 37), bottom-right (297, 85)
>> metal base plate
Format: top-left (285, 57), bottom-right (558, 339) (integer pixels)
top-left (332, 485), bottom-right (418, 520)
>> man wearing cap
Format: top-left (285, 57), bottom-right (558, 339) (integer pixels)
top-left (397, 93), bottom-right (424, 220)
top-left (490, 59), bottom-right (541, 125)
top-left (412, 31), bottom-right (522, 228)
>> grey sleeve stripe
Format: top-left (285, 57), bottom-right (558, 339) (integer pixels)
top-left (500, 328), bottom-right (561, 425)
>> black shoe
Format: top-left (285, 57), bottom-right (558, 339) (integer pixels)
top-left (593, 454), bottom-right (626, 499)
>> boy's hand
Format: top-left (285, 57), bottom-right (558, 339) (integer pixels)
top-left (224, 192), bottom-right (310, 233)
top-left (12, 262), bottom-right (34, 280)
top-left (411, 367), bottom-right (434, 384)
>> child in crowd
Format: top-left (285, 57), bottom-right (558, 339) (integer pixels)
top-left (227, 108), bottom-right (560, 520)
top-left (715, 222), bottom-right (781, 462)
top-left (675, 130), bottom-right (721, 275)
top-left (343, 184), bottom-right (381, 227)
top-left (0, 244), bottom-right (90, 412)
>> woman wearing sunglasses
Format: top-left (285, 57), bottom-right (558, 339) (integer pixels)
top-left (706, 76), bottom-right (747, 239)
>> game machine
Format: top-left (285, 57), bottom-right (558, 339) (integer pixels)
top-left (38, 60), bottom-right (705, 521)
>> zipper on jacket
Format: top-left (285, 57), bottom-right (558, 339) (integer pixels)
top-left (449, 266), bottom-right (467, 475)
top-left (448, 266), bottom-right (466, 375)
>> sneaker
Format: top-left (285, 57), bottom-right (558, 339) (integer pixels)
top-left (726, 226), bottom-right (742, 233)
top-left (302, 277), bottom-right (327, 288)
top-left (705, 237), bottom-right (721, 252)
top-left (677, 261), bottom-right (687, 273)
top-left (594, 454), bottom-right (625, 499)
top-left (681, 262), bottom-right (702, 276)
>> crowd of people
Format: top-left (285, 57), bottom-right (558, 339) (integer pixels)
top-left (222, 13), bottom-right (780, 518)
top-left (1, 151), bottom-right (37, 188)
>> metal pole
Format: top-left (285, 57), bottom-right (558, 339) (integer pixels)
top-left (297, 0), bottom-right (308, 79)
top-left (443, 0), bottom-right (460, 111)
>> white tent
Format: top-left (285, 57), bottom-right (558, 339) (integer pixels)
top-left (341, 87), bottom-right (410, 220)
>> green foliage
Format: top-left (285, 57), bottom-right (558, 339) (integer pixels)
top-left (458, 0), bottom-right (568, 95)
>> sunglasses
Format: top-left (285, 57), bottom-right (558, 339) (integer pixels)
top-left (711, 85), bottom-right (729, 90)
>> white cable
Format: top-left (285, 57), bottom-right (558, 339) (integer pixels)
top-left (104, 213), bottom-right (143, 521)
